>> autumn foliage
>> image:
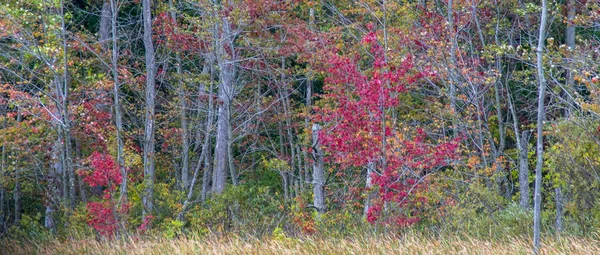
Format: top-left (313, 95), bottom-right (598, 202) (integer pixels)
top-left (315, 30), bottom-right (460, 226)
top-left (82, 152), bottom-right (127, 237)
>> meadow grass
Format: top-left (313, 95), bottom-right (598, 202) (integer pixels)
top-left (2, 232), bottom-right (600, 255)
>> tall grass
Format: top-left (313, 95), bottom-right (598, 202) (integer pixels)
top-left (2, 232), bottom-right (600, 255)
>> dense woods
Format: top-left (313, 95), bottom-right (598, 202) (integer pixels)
top-left (2, 0), bottom-right (600, 252)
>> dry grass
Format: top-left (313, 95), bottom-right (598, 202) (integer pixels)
top-left (2, 233), bottom-right (600, 255)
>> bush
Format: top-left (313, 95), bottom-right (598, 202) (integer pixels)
top-left (186, 184), bottom-right (285, 236)
top-left (6, 213), bottom-right (52, 241)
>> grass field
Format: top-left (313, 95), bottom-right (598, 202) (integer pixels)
top-left (2, 233), bottom-right (600, 255)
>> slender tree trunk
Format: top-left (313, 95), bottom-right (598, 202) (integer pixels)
top-left (282, 171), bottom-right (289, 201)
top-left (60, 0), bottom-right (75, 211)
top-left (565, 0), bottom-right (576, 117)
top-left (201, 60), bottom-right (215, 202)
top-left (279, 56), bottom-right (297, 195)
top-left (212, 75), bottom-right (230, 194)
top-left (555, 186), bottom-right (563, 232)
top-left (168, 0), bottom-right (190, 191)
top-left (447, 0), bottom-right (458, 133)
top-left (177, 70), bottom-right (214, 219)
top-left (13, 167), bottom-right (21, 226)
top-left (364, 161), bottom-right (375, 218)
top-left (519, 130), bottom-right (531, 209)
top-left (228, 122), bottom-right (237, 185)
top-left (178, 115), bottom-right (212, 220)
top-left (178, 67), bottom-right (190, 190)
top-left (49, 129), bottom-right (63, 232)
top-left (277, 119), bottom-right (289, 200)
top-left (201, 141), bottom-right (213, 202)
top-left (0, 184), bottom-right (3, 233)
top-left (99, 1), bottom-right (111, 50)
top-left (0, 117), bottom-right (6, 232)
top-left (493, 60), bottom-right (508, 198)
top-left (508, 79), bottom-right (530, 209)
top-left (304, 6), bottom-right (315, 188)
top-left (534, 0), bottom-right (548, 253)
top-left (296, 145), bottom-right (304, 192)
top-left (44, 206), bottom-right (55, 233)
top-left (13, 109), bottom-right (23, 225)
top-left (555, 0), bottom-right (576, 232)
top-left (142, 0), bottom-right (156, 217)
top-left (110, 0), bottom-right (127, 202)
top-left (75, 141), bottom-right (87, 203)
top-left (312, 124), bottom-right (325, 215)
top-left (212, 18), bottom-right (236, 194)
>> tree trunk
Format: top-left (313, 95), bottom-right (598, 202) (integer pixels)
top-left (228, 122), bottom-right (238, 186)
top-left (555, 0), bottom-right (576, 232)
top-left (201, 141), bottom-right (213, 202)
top-left (75, 140), bottom-right (87, 203)
top-left (13, 168), bottom-right (21, 225)
top-left (493, 60), bottom-right (508, 198)
top-left (14, 109), bottom-right (23, 225)
top-left (142, 0), bottom-right (156, 217)
top-left (283, 172), bottom-right (289, 201)
top-left (312, 124), bottom-right (325, 215)
top-left (447, 0), bottom-right (458, 133)
top-left (201, 60), bottom-right (215, 202)
top-left (555, 187), bottom-right (563, 232)
top-left (99, 1), bottom-right (111, 50)
top-left (296, 145), bottom-right (304, 192)
top-left (0, 119), bottom-right (6, 232)
top-left (177, 66), bottom-right (214, 218)
top-left (168, 0), bottom-right (190, 191)
top-left (110, 0), bottom-right (127, 203)
top-left (212, 18), bottom-right (236, 194)
top-left (60, 0), bottom-right (76, 211)
top-left (277, 119), bottom-right (288, 200)
top-left (212, 78), bottom-right (230, 194)
top-left (564, 0), bottom-right (576, 117)
top-left (364, 161), bottom-right (375, 218)
top-left (49, 129), bottom-right (63, 231)
top-left (280, 57), bottom-right (296, 196)
top-left (534, 0), bottom-right (548, 252)
top-left (508, 79), bottom-right (530, 209)
top-left (44, 206), bottom-right (55, 233)
top-left (519, 130), bottom-right (531, 209)
top-left (303, 6), bottom-right (315, 188)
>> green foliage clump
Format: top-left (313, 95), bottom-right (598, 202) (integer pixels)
top-left (6, 213), bottom-right (52, 241)
top-left (186, 184), bottom-right (285, 236)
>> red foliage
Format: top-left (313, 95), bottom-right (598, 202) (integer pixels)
top-left (83, 152), bottom-right (122, 188)
top-left (153, 12), bottom-right (208, 55)
top-left (137, 215), bottom-right (155, 233)
top-left (315, 31), bottom-right (460, 226)
top-left (82, 152), bottom-right (127, 237)
top-left (86, 195), bottom-right (129, 237)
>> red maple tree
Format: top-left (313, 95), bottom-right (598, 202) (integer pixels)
top-left (315, 30), bottom-right (460, 226)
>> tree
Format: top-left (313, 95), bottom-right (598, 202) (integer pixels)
top-left (142, 0), bottom-right (156, 218)
top-left (315, 30), bottom-right (459, 226)
top-left (312, 123), bottom-right (325, 215)
top-left (533, 0), bottom-right (548, 252)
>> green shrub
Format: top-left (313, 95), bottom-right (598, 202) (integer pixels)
top-left (186, 184), bottom-right (285, 236)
